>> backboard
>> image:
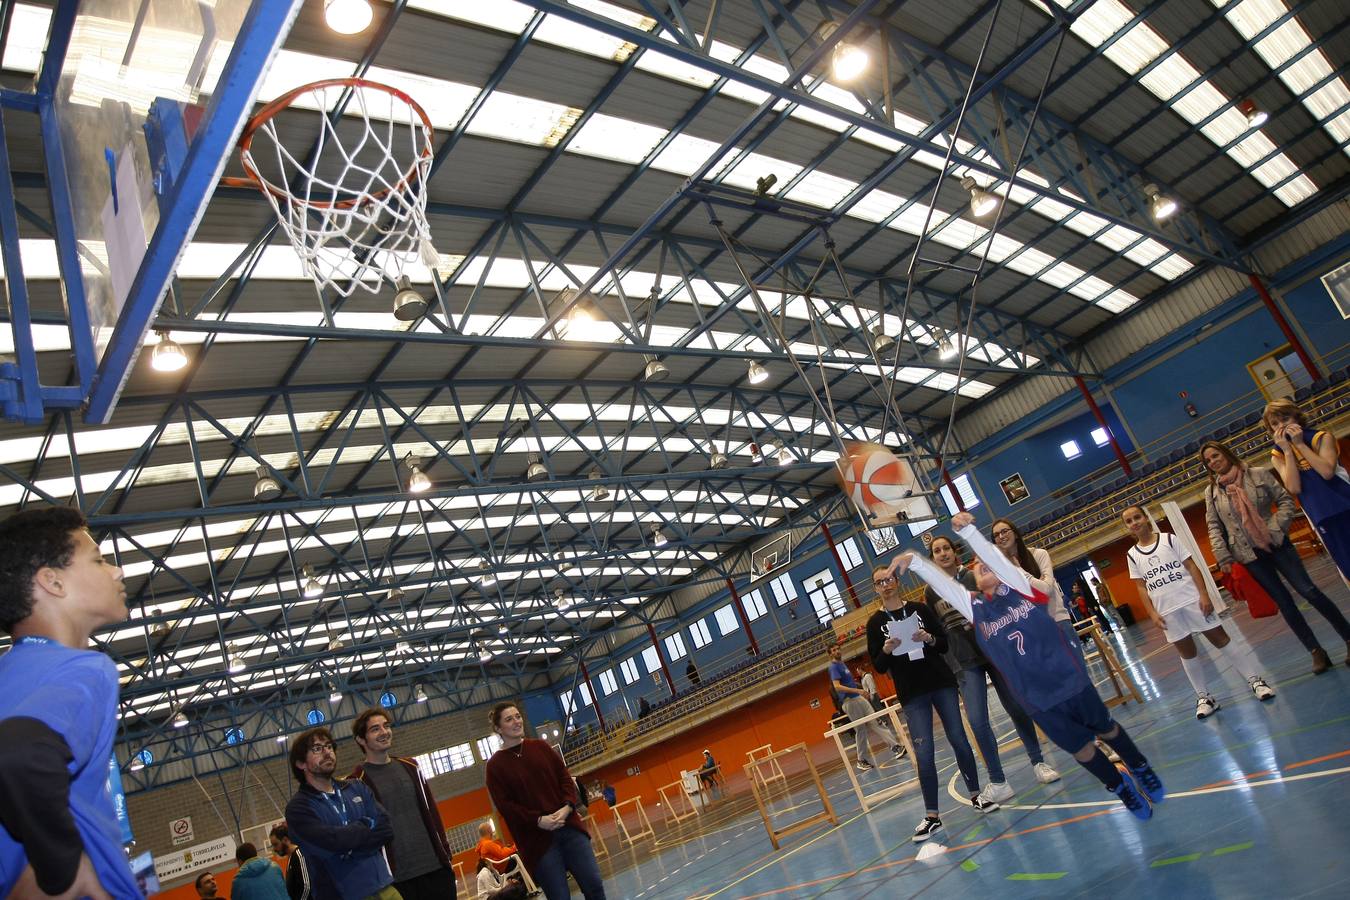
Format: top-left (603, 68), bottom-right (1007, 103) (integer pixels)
top-left (37, 0), bottom-right (299, 422)
top-left (750, 532), bottom-right (792, 582)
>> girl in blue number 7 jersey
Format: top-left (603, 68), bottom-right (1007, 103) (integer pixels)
top-left (888, 511), bottom-right (1164, 821)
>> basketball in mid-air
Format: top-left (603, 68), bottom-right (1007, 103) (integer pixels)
top-left (842, 445), bottom-right (914, 513)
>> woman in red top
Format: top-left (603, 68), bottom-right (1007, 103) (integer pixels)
top-left (484, 703), bottom-right (605, 900)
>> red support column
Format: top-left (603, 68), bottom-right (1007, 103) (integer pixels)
top-left (1074, 375), bottom-right (1133, 477)
top-left (939, 467), bottom-right (965, 512)
top-left (1250, 273), bottom-right (1321, 380)
top-left (578, 658), bottom-right (605, 731)
top-left (820, 522), bottom-right (861, 608)
top-left (724, 578), bottom-right (761, 654)
top-left (646, 622), bottom-right (676, 699)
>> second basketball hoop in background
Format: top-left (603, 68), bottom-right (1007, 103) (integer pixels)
top-left (225, 78), bottom-right (438, 297)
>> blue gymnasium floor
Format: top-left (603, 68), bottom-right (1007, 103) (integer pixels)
top-left (589, 560), bottom-right (1350, 899)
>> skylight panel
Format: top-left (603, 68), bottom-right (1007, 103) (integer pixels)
top-left (1040, 0), bottom-right (1317, 205)
top-left (567, 113), bottom-right (665, 164)
top-left (1217, 0), bottom-right (1350, 156)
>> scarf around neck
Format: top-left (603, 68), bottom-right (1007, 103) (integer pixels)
top-left (1217, 464), bottom-right (1273, 552)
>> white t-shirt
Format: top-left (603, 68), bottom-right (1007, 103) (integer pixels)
top-left (1127, 532), bottom-right (1199, 616)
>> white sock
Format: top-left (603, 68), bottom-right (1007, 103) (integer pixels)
top-left (1179, 654), bottom-right (1209, 696)
top-left (1213, 631), bottom-right (1263, 681)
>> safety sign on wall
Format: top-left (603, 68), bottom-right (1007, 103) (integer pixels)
top-left (170, 816), bottom-right (194, 846)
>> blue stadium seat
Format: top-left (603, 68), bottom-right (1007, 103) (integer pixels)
top-left (1333, 366), bottom-right (1350, 385)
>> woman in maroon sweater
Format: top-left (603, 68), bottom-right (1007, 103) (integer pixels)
top-left (484, 703), bottom-right (606, 899)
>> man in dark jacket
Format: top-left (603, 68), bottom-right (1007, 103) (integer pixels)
top-left (231, 842), bottom-right (289, 900)
top-left (284, 727), bottom-right (397, 900)
top-left (349, 709), bottom-right (456, 900)
top-left (270, 823), bottom-right (333, 900)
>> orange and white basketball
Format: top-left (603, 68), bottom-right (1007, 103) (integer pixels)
top-left (841, 444), bottom-right (914, 513)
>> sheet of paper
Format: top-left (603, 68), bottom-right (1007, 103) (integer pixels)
top-left (884, 613), bottom-right (925, 660)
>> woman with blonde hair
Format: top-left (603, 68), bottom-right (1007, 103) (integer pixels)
top-left (1263, 398), bottom-right (1350, 581)
top-left (1201, 439), bottom-right (1350, 674)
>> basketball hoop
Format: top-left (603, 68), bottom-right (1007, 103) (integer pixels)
top-left (226, 78), bottom-right (439, 297)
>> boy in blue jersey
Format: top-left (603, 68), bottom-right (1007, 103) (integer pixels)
top-left (887, 511), bottom-right (1164, 820)
top-left (0, 506), bottom-right (140, 898)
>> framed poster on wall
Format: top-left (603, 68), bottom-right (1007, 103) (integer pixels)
top-left (999, 473), bottom-right (1030, 505)
top-left (1321, 259), bottom-right (1350, 319)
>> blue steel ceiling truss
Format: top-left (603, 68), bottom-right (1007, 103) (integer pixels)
top-left (2, 0), bottom-right (1345, 783)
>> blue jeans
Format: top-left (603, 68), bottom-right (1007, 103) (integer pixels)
top-left (957, 668), bottom-right (1005, 784)
top-left (903, 686), bottom-right (980, 812)
top-left (1244, 539), bottom-right (1350, 651)
top-left (534, 825), bottom-right (606, 900)
top-left (988, 666), bottom-right (1044, 765)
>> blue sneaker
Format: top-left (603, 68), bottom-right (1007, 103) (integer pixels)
top-left (1132, 764), bottom-right (1165, 804)
top-left (1109, 770), bottom-right (1153, 821)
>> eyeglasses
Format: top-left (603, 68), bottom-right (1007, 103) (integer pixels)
top-left (873, 576), bottom-right (895, 586)
top-left (307, 742), bottom-right (335, 755)
top-left (992, 528), bottom-right (1013, 538)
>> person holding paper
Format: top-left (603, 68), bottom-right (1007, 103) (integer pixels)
top-left (889, 512), bottom-right (1165, 823)
top-left (865, 565), bottom-right (995, 843)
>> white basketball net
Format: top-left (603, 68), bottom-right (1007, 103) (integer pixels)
top-left (242, 81), bottom-right (438, 298)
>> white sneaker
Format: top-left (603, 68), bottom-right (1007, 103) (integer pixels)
top-left (1032, 762), bottom-right (1061, 784)
top-left (1196, 693), bottom-right (1219, 719)
top-left (980, 781), bottom-right (1015, 803)
top-left (1249, 676), bottom-right (1276, 701)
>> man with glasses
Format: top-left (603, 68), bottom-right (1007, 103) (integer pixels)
top-left (285, 727), bottom-right (400, 900)
top-left (350, 709), bottom-right (456, 900)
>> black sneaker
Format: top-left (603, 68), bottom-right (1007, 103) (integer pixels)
top-left (970, 792), bottom-right (998, 813)
top-left (912, 816), bottom-right (943, 842)
top-left (855, 759), bottom-right (874, 772)
top-left (891, 744), bottom-right (908, 759)
top-left (1131, 764), bottom-right (1165, 804)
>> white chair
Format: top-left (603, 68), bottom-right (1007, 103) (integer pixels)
top-left (484, 852), bottom-right (540, 897)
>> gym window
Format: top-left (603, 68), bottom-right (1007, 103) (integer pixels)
top-left (742, 589), bottom-right (768, 620)
top-left (598, 669), bottom-right (618, 695)
top-left (619, 657), bottom-right (640, 684)
top-left (713, 604), bottom-right (740, 636)
top-left (663, 632), bottom-right (688, 661)
top-left (641, 645), bottom-right (661, 674)
top-left (689, 618), bottom-right (712, 649)
top-left (476, 735), bottom-right (502, 760)
top-left (938, 474), bottom-right (981, 514)
top-left (1091, 427), bottom-right (1110, 447)
top-left (1061, 439), bottom-right (1082, 460)
top-left (836, 536), bottom-right (865, 570)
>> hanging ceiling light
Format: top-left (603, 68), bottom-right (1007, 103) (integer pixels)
top-left (588, 468), bottom-right (610, 502)
top-left (392, 275), bottom-right (429, 321)
top-left (386, 586), bottom-right (405, 604)
top-left (324, 0), bottom-right (372, 34)
top-left (405, 456), bottom-right (431, 493)
top-left (329, 685), bottom-right (343, 704)
top-left (327, 632), bottom-right (344, 651)
top-left (938, 335), bottom-right (958, 360)
top-left (651, 525), bottom-right (669, 548)
top-left (478, 645), bottom-right (493, 663)
top-left (150, 331), bottom-right (188, 372)
top-left (415, 684), bottom-right (428, 703)
top-left (253, 465), bottom-right (281, 501)
top-left (1238, 97), bottom-right (1268, 129)
top-left (777, 448), bottom-right (793, 466)
top-left (300, 565), bottom-right (324, 599)
top-left (477, 560), bottom-right (497, 587)
top-left (498, 622), bottom-right (509, 636)
top-left (526, 454), bottom-right (548, 482)
top-left (128, 754), bottom-right (145, 772)
top-left (749, 442), bottom-right (763, 463)
top-left (870, 328), bottom-right (895, 354)
top-left (172, 709), bottom-right (189, 729)
top-left (1144, 183), bottom-right (1177, 221)
top-left (747, 360), bottom-right (769, 385)
top-left (709, 450), bottom-right (729, 470)
top-left (275, 734), bottom-right (289, 743)
top-left (819, 21), bottom-right (868, 82)
top-left (227, 646), bottom-right (246, 674)
top-left (643, 357), bottom-right (670, 381)
top-left (960, 175), bottom-right (999, 219)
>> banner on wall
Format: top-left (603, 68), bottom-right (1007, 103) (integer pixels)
top-left (153, 835), bottom-right (236, 883)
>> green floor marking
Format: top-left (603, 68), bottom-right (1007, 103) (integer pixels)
top-left (1006, 873), bottom-right (1067, 881)
top-left (962, 824), bottom-right (985, 841)
top-left (1150, 853), bottom-right (1203, 868)
top-left (961, 860), bottom-right (980, 872)
top-left (1212, 842), bottom-right (1254, 857)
